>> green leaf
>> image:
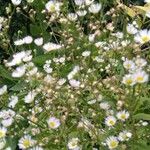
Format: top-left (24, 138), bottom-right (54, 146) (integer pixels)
top-left (0, 65), bottom-right (15, 81)
top-left (10, 80), bottom-right (28, 91)
top-left (133, 113), bottom-right (150, 120)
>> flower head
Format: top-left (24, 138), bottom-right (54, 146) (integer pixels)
top-left (116, 110), bottom-right (129, 121)
top-left (47, 117), bottom-right (61, 129)
top-left (105, 116), bottom-right (116, 127)
top-left (106, 136), bottom-right (119, 149)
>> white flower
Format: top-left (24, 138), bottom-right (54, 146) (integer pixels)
top-left (14, 39), bottom-right (24, 46)
top-left (69, 79), bottom-right (80, 88)
top-left (68, 13), bottom-right (78, 21)
top-left (12, 65), bottom-right (26, 78)
top-left (123, 59), bottom-right (135, 70)
top-left (0, 109), bottom-right (15, 127)
top-left (126, 24), bottom-right (138, 34)
top-left (74, 0), bottom-right (84, 6)
top-left (45, 1), bottom-right (62, 13)
top-left (11, 0), bottom-right (22, 6)
top-left (1, 118), bottom-right (13, 127)
top-left (133, 71), bottom-right (149, 83)
top-left (47, 117), bottom-right (61, 129)
top-left (116, 110), bottom-right (129, 121)
top-left (85, 0), bottom-right (94, 6)
top-left (105, 116), bottom-right (116, 127)
top-left (24, 91), bottom-right (37, 103)
top-left (43, 63), bottom-right (53, 73)
top-left (0, 126), bottom-right (7, 138)
top-left (18, 135), bottom-right (36, 149)
top-left (6, 51), bottom-right (32, 67)
top-left (82, 51), bottom-right (91, 57)
top-left (67, 138), bottom-right (80, 150)
top-left (57, 78), bottom-right (66, 86)
top-left (118, 131), bottom-right (132, 141)
top-left (135, 58), bottom-right (147, 68)
top-left (27, 0), bottom-right (34, 3)
top-left (23, 36), bottom-right (33, 44)
top-left (145, 0), bottom-right (150, 3)
top-left (8, 95), bottom-right (18, 108)
top-left (122, 74), bottom-right (136, 86)
top-left (88, 3), bottom-right (102, 14)
top-left (0, 138), bottom-right (6, 150)
top-left (34, 38), bottom-right (43, 46)
top-left (76, 10), bottom-right (87, 16)
top-left (89, 34), bottom-right (95, 42)
top-left (0, 85), bottom-right (7, 96)
top-left (106, 136), bottom-right (119, 149)
top-left (100, 102), bottom-right (110, 110)
top-left (134, 29), bottom-right (150, 44)
top-left (43, 42), bottom-right (63, 52)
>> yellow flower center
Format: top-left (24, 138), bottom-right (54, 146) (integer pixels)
top-left (136, 76), bottom-right (144, 82)
top-left (126, 64), bottom-right (131, 69)
top-left (109, 120), bottom-right (115, 126)
top-left (126, 79), bottom-right (132, 85)
top-left (23, 139), bottom-right (31, 148)
top-left (142, 36), bottom-right (150, 43)
top-left (50, 5), bottom-right (55, 12)
top-left (121, 114), bottom-right (126, 120)
top-left (0, 131), bottom-right (5, 138)
top-left (110, 141), bottom-right (118, 148)
top-left (49, 121), bottom-right (56, 128)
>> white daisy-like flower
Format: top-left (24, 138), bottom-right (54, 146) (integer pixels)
top-left (100, 102), bottom-right (110, 110)
top-left (88, 3), bottom-right (102, 14)
top-left (116, 110), bottom-right (129, 121)
top-left (134, 29), bottom-right (150, 44)
top-left (76, 10), bottom-right (87, 16)
top-left (105, 116), bottom-right (117, 127)
top-left (135, 58), bottom-right (147, 68)
top-left (8, 95), bottom-right (18, 108)
top-left (23, 36), bottom-right (33, 44)
top-left (0, 126), bottom-right (7, 138)
top-left (67, 138), bottom-right (80, 150)
top-left (74, 0), bottom-right (84, 6)
top-left (133, 71), bottom-right (149, 83)
top-left (69, 79), bottom-right (80, 88)
top-left (89, 34), bottom-right (95, 42)
top-left (45, 1), bottom-right (62, 13)
top-left (123, 59), bottom-right (135, 70)
top-left (12, 65), bottom-right (26, 78)
top-left (126, 24), bottom-right (138, 34)
top-left (14, 39), bottom-right (24, 46)
top-left (43, 42), bottom-right (63, 52)
top-left (122, 74), bottom-right (136, 86)
top-left (24, 91), bottom-right (37, 103)
top-left (85, 0), bottom-right (94, 6)
top-left (34, 37), bottom-right (43, 46)
top-left (0, 85), bottom-right (7, 96)
top-left (82, 51), bottom-right (91, 57)
top-left (18, 135), bottom-right (36, 149)
top-left (11, 0), bottom-right (22, 6)
top-left (118, 130), bottom-right (132, 141)
top-left (68, 13), bottom-right (78, 21)
top-left (106, 136), bottom-right (119, 149)
top-left (47, 117), bottom-right (61, 129)
top-left (0, 109), bottom-right (15, 127)
top-left (6, 51), bottom-right (32, 67)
